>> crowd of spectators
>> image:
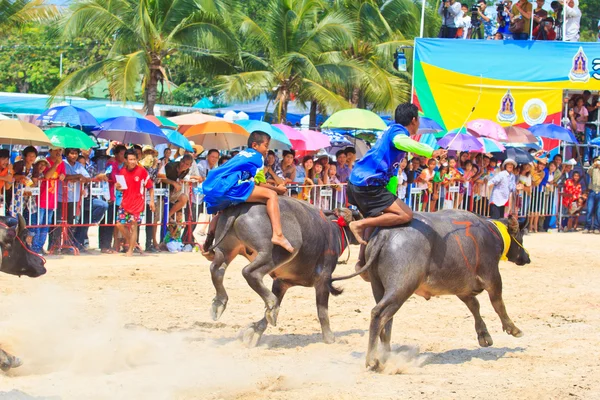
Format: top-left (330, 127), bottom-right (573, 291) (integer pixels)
top-left (438, 0), bottom-right (582, 41)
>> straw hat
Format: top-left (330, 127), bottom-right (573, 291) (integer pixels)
top-left (34, 156), bottom-right (49, 166)
top-left (189, 140), bottom-right (204, 155)
top-left (537, 157), bottom-right (548, 165)
top-left (142, 145), bottom-right (157, 155)
top-left (502, 158), bottom-right (517, 168)
top-left (564, 158), bottom-right (577, 166)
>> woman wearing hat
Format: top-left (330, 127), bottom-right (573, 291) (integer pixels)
top-left (488, 158), bottom-right (521, 219)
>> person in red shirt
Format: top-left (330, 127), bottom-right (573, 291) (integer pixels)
top-left (562, 171), bottom-right (582, 209)
top-left (533, 17), bottom-right (557, 40)
top-left (115, 149), bottom-right (155, 257)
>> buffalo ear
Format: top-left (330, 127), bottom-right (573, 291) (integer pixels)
top-left (507, 214), bottom-right (519, 235)
top-left (519, 218), bottom-right (529, 232)
top-left (17, 214), bottom-right (26, 235)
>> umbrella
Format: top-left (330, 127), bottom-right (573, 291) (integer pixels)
top-left (38, 105), bottom-right (99, 127)
top-left (418, 116), bottom-right (444, 134)
top-left (95, 116), bottom-right (169, 146)
top-left (326, 132), bottom-right (353, 147)
top-left (474, 137), bottom-right (505, 153)
top-left (146, 115), bottom-right (178, 129)
top-left (193, 97), bottom-right (216, 109)
top-left (589, 137), bottom-right (600, 146)
top-left (492, 147), bottom-right (535, 164)
top-left (0, 113), bottom-right (10, 120)
top-left (44, 127), bottom-right (97, 150)
top-left (466, 119), bottom-right (508, 141)
top-left (437, 130), bottom-right (483, 152)
top-left (236, 120), bottom-right (291, 150)
top-left (322, 109), bottom-right (387, 131)
top-left (163, 129), bottom-right (193, 152)
top-left (184, 121), bottom-right (249, 149)
top-left (327, 136), bottom-right (370, 158)
top-left (86, 105), bottom-right (141, 122)
top-left (503, 126), bottom-right (538, 143)
top-left (169, 112), bottom-right (222, 133)
top-left (528, 124), bottom-right (578, 143)
top-left (273, 124), bottom-right (330, 151)
top-left (0, 120), bottom-right (53, 146)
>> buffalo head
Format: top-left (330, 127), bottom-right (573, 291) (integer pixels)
top-left (0, 214), bottom-right (46, 278)
top-left (506, 215), bottom-right (531, 266)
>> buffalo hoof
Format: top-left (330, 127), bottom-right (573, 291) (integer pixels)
top-left (477, 331), bottom-right (494, 347)
top-left (240, 322), bottom-right (266, 348)
top-left (322, 331), bottom-right (335, 344)
top-left (365, 358), bottom-right (383, 373)
top-left (265, 305), bottom-right (280, 326)
top-left (505, 325), bottom-right (524, 338)
top-left (0, 350), bottom-right (22, 372)
top-left (211, 298), bottom-right (227, 321)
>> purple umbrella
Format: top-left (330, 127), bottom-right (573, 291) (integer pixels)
top-left (437, 130), bottom-right (483, 152)
top-left (94, 116), bottom-right (169, 145)
top-left (38, 105), bottom-right (99, 127)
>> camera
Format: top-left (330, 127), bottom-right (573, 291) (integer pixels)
top-left (470, 3), bottom-right (481, 25)
top-left (496, 2), bottom-right (504, 13)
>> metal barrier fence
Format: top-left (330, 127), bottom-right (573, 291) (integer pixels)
top-left (0, 178), bottom-right (562, 254)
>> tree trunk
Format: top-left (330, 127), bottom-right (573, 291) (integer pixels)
top-left (145, 55), bottom-right (162, 116)
top-left (309, 100), bottom-right (317, 129)
top-left (278, 87), bottom-right (289, 124)
top-left (350, 86), bottom-right (360, 108)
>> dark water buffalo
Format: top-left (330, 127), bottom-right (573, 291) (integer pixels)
top-left (206, 196), bottom-right (354, 346)
top-left (331, 210), bottom-right (530, 371)
top-left (0, 215), bottom-right (47, 371)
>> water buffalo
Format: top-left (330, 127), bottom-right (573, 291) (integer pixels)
top-left (331, 210), bottom-right (530, 371)
top-left (205, 197), bottom-right (354, 347)
top-left (0, 215), bottom-right (47, 371)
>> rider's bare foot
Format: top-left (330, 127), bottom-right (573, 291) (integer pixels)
top-left (272, 234), bottom-right (294, 253)
top-left (125, 250), bottom-right (134, 257)
top-left (349, 221), bottom-right (367, 245)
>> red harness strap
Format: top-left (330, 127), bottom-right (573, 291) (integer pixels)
top-left (0, 221), bottom-right (46, 265)
top-left (335, 216), bottom-right (348, 254)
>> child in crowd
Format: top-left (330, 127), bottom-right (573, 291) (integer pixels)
top-left (433, 164), bottom-right (451, 211)
top-left (326, 163), bottom-right (343, 209)
top-left (566, 196), bottom-right (586, 232)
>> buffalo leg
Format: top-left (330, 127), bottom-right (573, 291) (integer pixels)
top-left (486, 277), bottom-right (523, 338)
top-left (210, 248), bottom-right (234, 321)
top-left (458, 295), bottom-right (494, 347)
top-left (370, 277), bottom-right (392, 354)
top-left (315, 280), bottom-right (335, 344)
top-left (241, 279), bottom-right (291, 347)
top-left (241, 253), bottom-right (280, 326)
top-left (0, 348), bottom-right (21, 372)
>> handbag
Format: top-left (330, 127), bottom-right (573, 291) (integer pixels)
top-left (509, 16), bottom-right (525, 33)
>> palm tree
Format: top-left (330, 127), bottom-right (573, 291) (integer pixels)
top-left (328, 0), bottom-right (421, 113)
top-left (217, 0), bottom-right (355, 124)
top-left (52, 0), bottom-right (238, 115)
top-left (0, 0), bottom-right (60, 33)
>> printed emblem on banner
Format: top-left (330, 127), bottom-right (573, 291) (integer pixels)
top-left (569, 47), bottom-right (589, 83)
top-left (522, 98), bottom-right (548, 126)
top-left (593, 58), bottom-right (600, 80)
top-left (497, 89), bottom-right (517, 124)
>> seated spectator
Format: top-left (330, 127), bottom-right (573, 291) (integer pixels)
top-left (533, 17), bottom-right (557, 40)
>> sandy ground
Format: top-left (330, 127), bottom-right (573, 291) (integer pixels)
top-left (0, 231), bottom-right (599, 400)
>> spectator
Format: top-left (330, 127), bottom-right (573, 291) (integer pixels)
top-left (563, 0), bottom-right (581, 42)
top-left (218, 155), bottom-right (231, 166)
top-left (476, 0), bottom-right (498, 39)
top-left (197, 149), bottom-right (219, 181)
top-left (326, 163), bottom-right (343, 208)
top-left (455, 3), bottom-right (472, 39)
top-left (573, 96), bottom-right (588, 149)
top-left (584, 92), bottom-right (599, 164)
top-left (433, 163), bottom-right (451, 210)
top-left (115, 149), bottom-right (155, 256)
top-left (139, 146), bottom-right (160, 253)
top-left (265, 150), bottom-right (284, 185)
top-left (494, 32), bottom-right (504, 39)
top-left (518, 163), bottom-right (533, 224)
top-left (489, 159), bottom-right (519, 219)
top-left (98, 144), bottom-right (127, 254)
top-left (397, 158), bottom-right (409, 201)
top-left (533, 17), bottom-right (557, 40)
top-left (567, 196), bottom-right (585, 231)
top-left (132, 144), bottom-right (143, 161)
top-left (280, 150), bottom-right (296, 184)
top-left (438, 0), bottom-right (462, 38)
top-left (510, 0), bottom-right (532, 40)
top-left (158, 154), bottom-right (193, 220)
top-left (0, 149), bottom-right (13, 201)
top-left (462, 160), bottom-right (477, 209)
top-left (584, 156), bottom-right (600, 233)
top-left (11, 146), bottom-right (38, 219)
top-left (335, 150), bottom-right (350, 183)
top-left (297, 156), bottom-right (315, 201)
top-left (473, 155), bottom-right (491, 214)
top-left (496, 0), bottom-right (513, 39)
top-left (529, 158), bottom-right (547, 232)
top-left (417, 158), bottom-right (436, 192)
top-left (160, 148), bottom-right (172, 169)
top-left (532, 0), bottom-right (548, 30)
top-left (345, 147), bottom-right (356, 171)
top-left (561, 171), bottom-right (582, 231)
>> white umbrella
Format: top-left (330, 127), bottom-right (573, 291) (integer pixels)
top-left (0, 113), bottom-right (10, 120)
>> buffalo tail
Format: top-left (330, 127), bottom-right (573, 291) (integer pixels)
top-left (328, 242), bottom-right (379, 284)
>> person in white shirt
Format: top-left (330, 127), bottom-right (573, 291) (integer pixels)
top-left (563, 0), bottom-right (581, 42)
top-left (455, 3), bottom-right (472, 39)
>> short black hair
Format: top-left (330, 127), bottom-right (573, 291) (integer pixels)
top-left (267, 150), bottom-right (276, 157)
top-left (124, 148), bottom-right (137, 158)
top-left (218, 155), bottom-right (231, 165)
top-left (207, 149), bottom-right (219, 156)
top-left (282, 150), bottom-right (294, 158)
top-left (65, 148), bottom-right (79, 155)
top-left (22, 146), bottom-right (38, 158)
top-left (248, 131), bottom-right (271, 148)
top-left (345, 147), bottom-right (356, 155)
top-left (132, 144), bottom-right (142, 152)
top-left (394, 103), bottom-right (419, 127)
top-left (181, 154), bottom-right (194, 163)
top-left (335, 150), bottom-right (346, 158)
top-left (0, 149), bottom-right (9, 159)
top-left (461, 2), bottom-right (469, 6)
top-left (114, 144), bottom-right (127, 155)
top-left (583, 90), bottom-right (591, 96)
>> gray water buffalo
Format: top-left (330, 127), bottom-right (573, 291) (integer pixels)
top-left (0, 215), bottom-right (47, 371)
top-left (331, 210), bottom-right (530, 371)
top-left (206, 196), bottom-right (354, 346)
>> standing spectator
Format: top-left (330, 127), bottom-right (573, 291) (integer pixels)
top-left (519, 163), bottom-right (533, 224)
top-left (489, 159), bottom-right (519, 219)
top-left (511, 0), bottom-right (532, 40)
top-left (433, 163), bottom-right (451, 211)
top-left (197, 149), bottom-right (219, 181)
top-left (476, 0), bottom-right (498, 39)
top-left (345, 147), bottom-right (356, 171)
top-left (158, 154), bottom-right (193, 220)
top-left (11, 146), bottom-right (38, 219)
top-left (0, 149), bottom-right (13, 205)
top-left (496, 0), bottom-right (513, 39)
top-left (397, 158), bottom-right (409, 201)
top-left (32, 148), bottom-right (65, 255)
top-left (140, 146), bottom-right (160, 253)
top-left (297, 156), bottom-right (315, 201)
top-left (533, 17), bottom-right (557, 40)
top-left (438, 0), bottom-right (462, 38)
top-left (335, 150), bottom-right (350, 183)
top-left (455, 3), bottom-right (471, 39)
top-left (532, 0), bottom-right (548, 30)
top-left (280, 150), bottom-right (296, 184)
top-left (529, 158), bottom-right (547, 232)
top-left (99, 144), bottom-right (126, 254)
top-left (159, 147), bottom-right (172, 169)
top-left (563, 0), bottom-right (581, 42)
top-left (326, 163), bottom-right (343, 208)
top-left (115, 149), bottom-right (155, 256)
top-left (265, 150), bottom-right (284, 185)
top-left (573, 96), bottom-right (588, 152)
top-left (584, 91), bottom-right (599, 164)
top-left (584, 157), bottom-right (600, 233)
top-left (561, 171), bottom-right (582, 231)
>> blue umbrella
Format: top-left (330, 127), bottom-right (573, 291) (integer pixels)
top-left (235, 119), bottom-right (291, 149)
top-left (95, 116), bottom-right (169, 145)
top-left (528, 124), bottom-right (577, 143)
top-left (38, 105), bottom-right (99, 127)
top-left (163, 129), bottom-right (193, 152)
top-left (418, 116), bottom-right (444, 134)
top-left (86, 106), bottom-right (141, 122)
top-left (325, 131), bottom-right (353, 147)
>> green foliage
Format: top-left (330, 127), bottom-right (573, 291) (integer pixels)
top-left (579, 0), bottom-right (600, 42)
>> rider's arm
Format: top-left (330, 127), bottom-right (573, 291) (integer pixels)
top-left (392, 134), bottom-right (434, 158)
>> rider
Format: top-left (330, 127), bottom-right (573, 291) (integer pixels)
top-left (201, 131), bottom-right (293, 256)
top-left (347, 103), bottom-right (446, 269)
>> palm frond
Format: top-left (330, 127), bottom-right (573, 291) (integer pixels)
top-left (216, 70), bottom-right (277, 103)
top-left (301, 78), bottom-right (351, 114)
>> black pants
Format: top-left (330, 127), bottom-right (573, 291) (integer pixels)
top-left (490, 204), bottom-right (505, 220)
top-left (182, 202), bottom-right (199, 244)
top-left (99, 202), bottom-right (115, 250)
top-left (438, 26), bottom-right (458, 38)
